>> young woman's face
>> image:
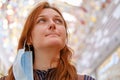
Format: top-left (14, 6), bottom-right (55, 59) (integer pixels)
top-left (30, 8), bottom-right (66, 50)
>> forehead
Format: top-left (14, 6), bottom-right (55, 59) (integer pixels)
top-left (38, 8), bottom-right (61, 17)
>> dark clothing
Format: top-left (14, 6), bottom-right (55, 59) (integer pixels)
top-left (0, 68), bottom-right (95, 80)
top-left (84, 75), bottom-right (95, 80)
top-left (34, 69), bottom-right (95, 80)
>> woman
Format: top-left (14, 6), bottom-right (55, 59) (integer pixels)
top-left (0, 1), bottom-right (95, 80)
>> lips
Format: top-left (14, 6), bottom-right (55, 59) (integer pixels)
top-left (45, 32), bottom-right (60, 37)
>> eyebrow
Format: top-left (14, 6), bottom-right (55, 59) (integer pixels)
top-left (38, 15), bottom-right (62, 18)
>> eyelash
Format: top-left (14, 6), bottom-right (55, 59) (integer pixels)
top-left (37, 18), bottom-right (46, 23)
top-left (54, 19), bottom-right (63, 24)
top-left (37, 18), bottom-right (63, 24)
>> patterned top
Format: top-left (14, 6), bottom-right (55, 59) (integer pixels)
top-left (84, 75), bottom-right (95, 80)
top-left (0, 68), bottom-right (95, 80)
top-left (33, 68), bottom-right (95, 80)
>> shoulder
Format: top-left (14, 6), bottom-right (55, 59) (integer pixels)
top-left (0, 76), bottom-right (6, 80)
top-left (78, 74), bottom-right (95, 80)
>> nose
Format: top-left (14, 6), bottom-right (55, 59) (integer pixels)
top-left (48, 21), bottom-right (56, 30)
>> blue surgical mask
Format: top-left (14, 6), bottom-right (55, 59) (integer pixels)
top-left (13, 48), bottom-right (33, 80)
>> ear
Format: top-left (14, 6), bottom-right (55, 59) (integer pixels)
top-left (27, 36), bottom-right (32, 45)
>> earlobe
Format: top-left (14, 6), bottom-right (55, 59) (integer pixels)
top-left (27, 36), bottom-right (32, 45)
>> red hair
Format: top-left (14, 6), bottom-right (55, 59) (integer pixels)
top-left (6, 2), bottom-right (77, 80)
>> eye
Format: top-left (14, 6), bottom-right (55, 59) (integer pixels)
top-left (37, 18), bottom-right (46, 23)
top-left (54, 19), bottom-right (63, 24)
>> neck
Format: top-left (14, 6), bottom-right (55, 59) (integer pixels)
top-left (33, 48), bottom-right (60, 71)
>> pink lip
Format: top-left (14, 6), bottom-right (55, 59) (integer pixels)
top-left (46, 33), bottom-right (60, 37)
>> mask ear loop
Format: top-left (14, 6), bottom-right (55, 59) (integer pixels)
top-left (28, 44), bottom-right (31, 51)
top-left (24, 39), bottom-right (31, 51)
top-left (23, 39), bottom-right (27, 51)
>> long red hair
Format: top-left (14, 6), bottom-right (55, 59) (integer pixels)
top-left (6, 2), bottom-right (77, 80)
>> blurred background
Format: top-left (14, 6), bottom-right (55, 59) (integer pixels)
top-left (0, 0), bottom-right (120, 80)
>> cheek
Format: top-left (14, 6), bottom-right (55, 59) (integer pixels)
top-left (31, 30), bottom-right (45, 49)
top-left (59, 27), bottom-right (67, 40)
top-left (63, 27), bottom-right (67, 37)
top-left (32, 25), bottom-right (46, 35)
top-left (31, 26), bottom-right (45, 42)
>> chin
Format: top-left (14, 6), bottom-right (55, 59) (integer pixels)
top-left (47, 40), bottom-right (65, 48)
